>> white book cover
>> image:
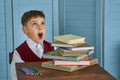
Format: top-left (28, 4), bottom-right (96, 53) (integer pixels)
top-left (52, 42), bottom-right (86, 48)
top-left (65, 45), bottom-right (94, 51)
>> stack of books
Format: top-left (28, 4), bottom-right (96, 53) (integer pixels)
top-left (42, 34), bottom-right (98, 72)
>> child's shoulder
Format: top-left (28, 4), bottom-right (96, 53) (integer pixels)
top-left (43, 40), bottom-right (51, 45)
top-left (16, 41), bottom-right (27, 50)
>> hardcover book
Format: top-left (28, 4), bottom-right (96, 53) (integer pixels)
top-left (54, 58), bottom-right (98, 66)
top-left (41, 60), bottom-right (98, 72)
top-left (52, 42), bottom-right (86, 48)
top-left (63, 44), bottom-right (94, 51)
top-left (58, 48), bottom-right (94, 56)
top-left (43, 50), bottom-right (90, 61)
top-left (54, 34), bottom-right (86, 44)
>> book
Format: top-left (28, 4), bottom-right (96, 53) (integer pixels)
top-left (63, 44), bottom-right (94, 51)
top-left (54, 58), bottom-right (98, 66)
top-left (52, 42), bottom-right (86, 48)
top-left (43, 50), bottom-right (90, 61)
top-left (58, 48), bottom-right (94, 56)
top-left (41, 60), bottom-right (98, 72)
top-left (54, 34), bottom-right (86, 45)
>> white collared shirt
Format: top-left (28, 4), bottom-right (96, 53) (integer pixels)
top-left (11, 38), bottom-right (44, 80)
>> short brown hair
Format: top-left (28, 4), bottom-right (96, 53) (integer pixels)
top-left (21, 10), bottom-right (45, 26)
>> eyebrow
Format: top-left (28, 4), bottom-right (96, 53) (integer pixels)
top-left (30, 20), bottom-right (45, 23)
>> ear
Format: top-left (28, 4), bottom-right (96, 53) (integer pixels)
top-left (22, 26), bottom-right (28, 34)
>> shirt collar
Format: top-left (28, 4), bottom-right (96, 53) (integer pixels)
top-left (26, 38), bottom-right (44, 51)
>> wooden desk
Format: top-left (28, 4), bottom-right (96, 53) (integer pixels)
top-left (16, 62), bottom-right (116, 80)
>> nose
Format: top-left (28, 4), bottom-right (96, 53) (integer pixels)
top-left (37, 24), bottom-right (43, 30)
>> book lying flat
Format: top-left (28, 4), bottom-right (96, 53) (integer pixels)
top-left (54, 58), bottom-right (98, 66)
top-left (52, 42), bottom-right (86, 48)
top-left (41, 60), bottom-right (98, 72)
top-left (64, 44), bottom-right (94, 51)
top-left (58, 48), bottom-right (94, 56)
top-left (54, 34), bottom-right (86, 44)
top-left (43, 50), bottom-right (90, 61)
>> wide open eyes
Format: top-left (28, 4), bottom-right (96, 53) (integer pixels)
top-left (30, 22), bottom-right (45, 28)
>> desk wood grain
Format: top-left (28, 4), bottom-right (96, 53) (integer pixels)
top-left (16, 62), bottom-right (116, 80)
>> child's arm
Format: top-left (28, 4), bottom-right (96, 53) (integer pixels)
top-left (11, 50), bottom-right (24, 80)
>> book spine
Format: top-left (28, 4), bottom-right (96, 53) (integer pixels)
top-left (43, 55), bottom-right (79, 61)
top-left (41, 62), bottom-right (73, 72)
top-left (61, 50), bottom-right (93, 56)
top-left (41, 61), bottom-right (98, 72)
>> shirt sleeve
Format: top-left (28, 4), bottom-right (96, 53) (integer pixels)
top-left (54, 46), bottom-right (57, 50)
top-left (11, 50), bottom-right (24, 80)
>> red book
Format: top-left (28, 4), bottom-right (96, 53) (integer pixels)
top-left (54, 58), bottom-right (98, 66)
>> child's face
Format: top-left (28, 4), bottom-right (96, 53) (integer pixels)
top-left (22, 17), bottom-right (46, 44)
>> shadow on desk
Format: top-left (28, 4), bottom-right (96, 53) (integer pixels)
top-left (16, 62), bottom-right (116, 80)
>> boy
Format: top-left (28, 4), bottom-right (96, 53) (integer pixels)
top-left (11, 10), bottom-right (54, 80)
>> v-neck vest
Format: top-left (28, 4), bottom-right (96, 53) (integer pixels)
top-left (16, 40), bottom-right (54, 62)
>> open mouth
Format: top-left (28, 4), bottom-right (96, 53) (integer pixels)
top-left (38, 33), bottom-right (43, 39)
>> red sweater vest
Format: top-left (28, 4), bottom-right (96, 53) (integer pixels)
top-left (16, 40), bottom-right (54, 62)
